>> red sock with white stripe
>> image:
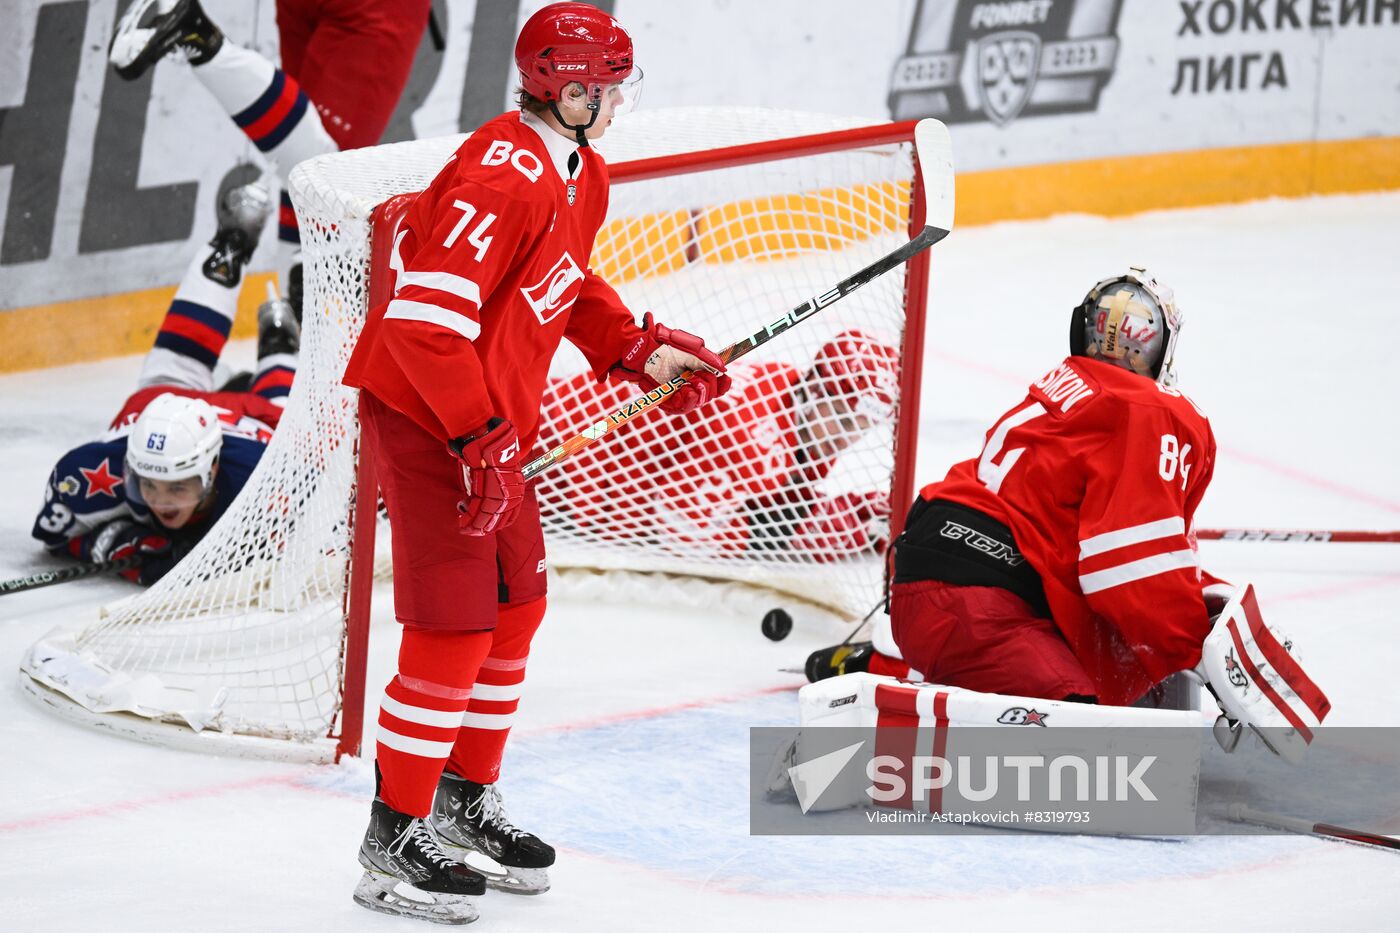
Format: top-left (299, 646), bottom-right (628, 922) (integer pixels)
top-left (377, 626), bottom-right (492, 817)
top-left (446, 598), bottom-right (547, 785)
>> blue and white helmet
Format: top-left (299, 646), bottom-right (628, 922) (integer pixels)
top-left (1073, 267), bottom-right (1182, 385)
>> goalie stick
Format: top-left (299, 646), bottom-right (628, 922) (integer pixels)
top-left (1197, 528), bottom-right (1400, 544)
top-left (0, 554), bottom-right (143, 597)
top-left (522, 118), bottom-right (955, 481)
top-left (1224, 804), bottom-right (1400, 853)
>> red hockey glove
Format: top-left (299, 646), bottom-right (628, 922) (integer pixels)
top-left (92, 520), bottom-right (182, 585)
top-left (608, 312), bottom-right (731, 415)
top-left (450, 418), bottom-right (525, 536)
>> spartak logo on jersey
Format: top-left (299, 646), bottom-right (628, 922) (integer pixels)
top-left (521, 251), bottom-right (585, 325)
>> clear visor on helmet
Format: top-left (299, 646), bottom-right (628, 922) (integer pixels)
top-left (123, 461), bottom-right (210, 513)
top-left (572, 68), bottom-right (644, 118)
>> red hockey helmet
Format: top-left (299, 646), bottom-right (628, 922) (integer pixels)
top-left (515, 3), bottom-right (635, 103)
top-left (804, 331), bottom-right (901, 422)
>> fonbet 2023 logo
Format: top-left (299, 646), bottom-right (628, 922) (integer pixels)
top-left (888, 0), bottom-right (1123, 126)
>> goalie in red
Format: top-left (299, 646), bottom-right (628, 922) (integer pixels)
top-left (536, 329), bottom-right (900, 559)
top-left (805, 268), bottom-right (1328, 759)
top-left (340, 4), bottom-right (730, 923)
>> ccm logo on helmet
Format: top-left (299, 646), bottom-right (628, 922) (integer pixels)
top-left (554, 62), bottom-right (588, 72)
top-left (482, 140), bottom-right (544, 184)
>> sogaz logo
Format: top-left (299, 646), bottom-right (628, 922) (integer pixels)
top-left (888, 0), bottom-right (1123, 126)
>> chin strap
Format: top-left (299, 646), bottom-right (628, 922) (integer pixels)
top-left (547, 91), bottom-right (601, 148)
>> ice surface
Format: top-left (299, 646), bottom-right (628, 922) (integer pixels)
top-left (2, 193), bottom-right (1398, 931)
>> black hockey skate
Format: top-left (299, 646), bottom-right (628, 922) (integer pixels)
top-left (256, 289), bottom-right (300, 359)
top-left (805, 640), bottom-right (874, 683)
top-left (203, 181), bottom-right (272, 288)
top-left (354, 797), bottom-right (486, 925)
top-left (432, 772), bottom-right (556, 895)
top-left (109, 0), bottom-right (224, 80)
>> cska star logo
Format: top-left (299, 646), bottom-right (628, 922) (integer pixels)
top-left (80, 459), bottom-right (122, 499)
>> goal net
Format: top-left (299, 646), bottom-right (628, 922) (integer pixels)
top-left (20, 108), bottom-right (930, 762)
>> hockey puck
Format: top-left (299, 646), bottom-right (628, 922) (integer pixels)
top-left (761, 608), bottom-right (794, 642)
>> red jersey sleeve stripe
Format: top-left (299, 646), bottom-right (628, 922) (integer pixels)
top-left (1078, 549), bottom-right (1198, 594)
top-left (398, 270), bottom-right (482, 307)
top-left (1079, 517), bottom-right (1186, 558)
top-left (383, 299), bottom-right (481, 340)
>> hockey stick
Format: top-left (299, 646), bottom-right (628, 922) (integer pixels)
top-left (0, 555), bottom-right (142, 596)
top-left (1197, 528), bottom-right (1400, 543)
top-left (1224, 804), bottom-right (1400, 853)
top-left (522, 118), bottom-right (955, 481)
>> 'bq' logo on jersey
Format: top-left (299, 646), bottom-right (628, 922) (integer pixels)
top-left (887, 0), bottom-right (1122, 127)
top-left (521, 252), bottom-right (585, 325)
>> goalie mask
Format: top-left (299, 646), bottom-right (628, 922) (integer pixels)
top-left (124, 394), bottom-right (223, 509)
top-left (1071, 267), bottom-right (1182, 385)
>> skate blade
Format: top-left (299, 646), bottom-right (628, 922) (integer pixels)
top-left (353, 871), bottom-right (480, 924)
top-left (446, 844), bottom-right (551, 896)
top-left (483, 866), bottom-right (550, 896)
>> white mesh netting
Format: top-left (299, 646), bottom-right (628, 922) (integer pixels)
top-left (20, 108), bottom-right (918, 759)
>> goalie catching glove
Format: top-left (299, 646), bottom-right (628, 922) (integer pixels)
top-left (450, 418), bottom-right (525, 536)
top-left (608, 312), bottom-right (731, 414)
top-left (1194, 582), bottom-right (1331, 764)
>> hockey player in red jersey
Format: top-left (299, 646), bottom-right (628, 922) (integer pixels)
top-left (340, 4), bottom-right (730, 923)
top-left (536, 330), bottom-right (900, 559)
top-left (808, 268), bottom-right (1220, 707)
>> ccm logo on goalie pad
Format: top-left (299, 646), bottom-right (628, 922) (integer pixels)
top-left (521, 252), bottom-right (584, 325)
top-left (482, 140), bottom-right (544, 184)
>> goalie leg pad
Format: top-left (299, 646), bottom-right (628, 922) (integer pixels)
top-left (781, 673), bottom-right (1201, 816)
